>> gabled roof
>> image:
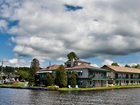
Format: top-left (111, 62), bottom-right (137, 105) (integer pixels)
top-left (103, 65), bottom-right (140, 74)
top-left (45, 65), bottom-right (60, 71)
top-left (66, 64), bottom-right (109, 72)
top-left (76, 60), bottom-right (90, 64)
top-left (36, 65), bottom-right (60, 73)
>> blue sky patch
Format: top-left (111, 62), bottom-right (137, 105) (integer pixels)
top-left (0, 34), bottom-right (15, 59)
top-left (65, 4), bottom-right (83, 11)
top-left (8, 20), bottom-right (19, 28)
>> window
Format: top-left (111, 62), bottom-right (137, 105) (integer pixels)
top-left (115, 73), bottom-right (118, 78)
top-left (78, 71), bottom-right (83, 76)
top-left (130, 74), bottom-right (133, 79)
top-left (126, 74), bottom-right (129, 79)
top-left (80, 81), bottom-right (83, 86)
top-left (89, 81), bottom-right (92, 85)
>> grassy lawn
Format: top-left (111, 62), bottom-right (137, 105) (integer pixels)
top-left (0, 83), bottom-right (55, 90)
top-left (58, 85), bottom-right (140, 91)
top-left (0, 82), bottom-right (28, 87)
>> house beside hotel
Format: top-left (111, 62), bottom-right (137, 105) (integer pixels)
top-left (102, 65), bottom-right (140, 86)
top-left (36, 65), bottom-right (60, 86)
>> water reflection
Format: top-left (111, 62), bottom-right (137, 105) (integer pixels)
top-left (0, 88), bottom-right (140, 105)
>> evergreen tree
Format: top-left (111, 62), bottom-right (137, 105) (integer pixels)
top-left (55, 65), bottom-right (67, 87)
top-left (29, 58), bottom-right (40, 86)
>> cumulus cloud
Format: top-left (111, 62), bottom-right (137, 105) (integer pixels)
top-left (1, 0), bottom-right (140, 61)
top-left (91, 63), bottom-right (99, 67)
top-left (0, 20), bottom-right (7, 33)
top-left (2, 58), bottom-right (30, 67)
top-left (102, 59), bottom-right (113, 66)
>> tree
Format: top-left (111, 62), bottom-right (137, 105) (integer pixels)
top-left (66, 52), bottom-right (79, 67)
top-left (68, 71), bottom-right (77, 87)
top-left (125, 64), bottom-right (131, 68)
top-left (55, 65), bottom-right (67, 87)
top-left (111, 63), bottom-right (119, 66)
top-left (45, 73), bottom-right (54, 86)
top-left (16, 69), bottom-right (30, 81)
top-left (131, 64), bottom-right (140, 69)
top-left (31, 58), bottom-right (40, 71)
top-left (15, 67), bottom-right (30, 81)
top-left (29, 58), bottom-right (40, 86)
top-left (67, 52), bottom-right (78, 61)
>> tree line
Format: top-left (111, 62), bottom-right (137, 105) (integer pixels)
top-left (111, 62), bottom-right (140, 68)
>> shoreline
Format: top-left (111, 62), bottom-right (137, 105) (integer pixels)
top-left (58, 85), bottom-right (140, 92)
top-left (0, 85), bottom-right (48, 90)
top-left (0, 85), bottom-right (140, 91)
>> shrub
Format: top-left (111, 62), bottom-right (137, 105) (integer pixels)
top-left (47, 85), bottom-right (59, 90)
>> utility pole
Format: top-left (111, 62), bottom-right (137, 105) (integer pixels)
top-left (0, 60), bottom-right (7, 75)
top-left (1, 61), bottom-right (4, 75)
top-left (1, 61), bottom-right (3, 73)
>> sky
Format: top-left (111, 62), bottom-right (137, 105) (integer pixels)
top-left (0, 0), bottom-right (140, 67)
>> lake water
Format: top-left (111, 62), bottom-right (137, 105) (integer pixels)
top-left (0, 88), bottom-right (140, 105)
